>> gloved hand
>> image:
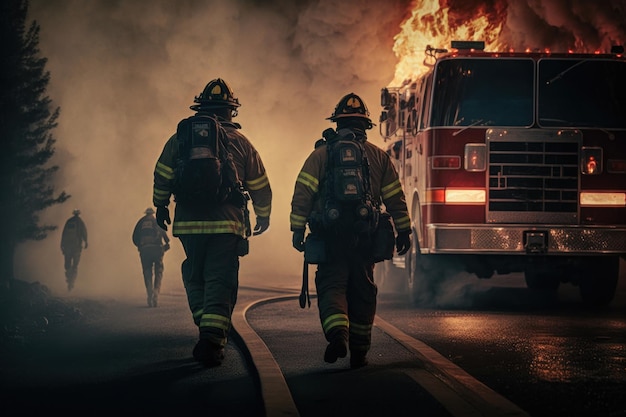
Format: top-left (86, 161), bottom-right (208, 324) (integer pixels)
top-left (156, 206), bottom-right (171, 231)
top-left (163, 243), bottom-right (170, 252)
top-left (292, 229), bottom-right (305, 252)
top-left (395, 230), bottom-right (411, 256)
top-left (252, 216), bottom-right (270, 236)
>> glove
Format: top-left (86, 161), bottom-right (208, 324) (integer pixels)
top-left (163, 243), bottom-right (170, 252)
top-left (252, 216), bottom-right (270, 236)
top-left (395, 230), bottom-right (411, 256)
top-left (156, 206), bottom-right (171, 231)
top-left (292, 229), bottom-right (305, 252)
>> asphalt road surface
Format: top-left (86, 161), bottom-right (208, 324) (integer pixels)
top-left (0, 260), bottom-right (624, 417)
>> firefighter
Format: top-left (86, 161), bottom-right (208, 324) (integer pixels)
top-left (153, 78), bottom-right (272, 367)
top-left (290, 93), bottom-right (411, 368)
top-left (132, 207), bottom-right (170, 307)
top-left (61, 209), bottom-right (88, 291)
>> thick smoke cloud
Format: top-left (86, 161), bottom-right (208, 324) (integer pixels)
top-left (18, 0), bottom-right (408, 298)
top-left (500, 0), bottom-right (625, 51)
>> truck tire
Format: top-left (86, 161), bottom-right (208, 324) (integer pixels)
top-left (406, 230), bottom-right (440, 305)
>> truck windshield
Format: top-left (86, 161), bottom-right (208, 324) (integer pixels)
top-left (538, 59), bottom-right (626, 129)
top-left (431, 58), bottom-right (534, 128)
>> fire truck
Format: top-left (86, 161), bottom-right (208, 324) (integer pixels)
top-left (377, 40), bottom-right (626, 306)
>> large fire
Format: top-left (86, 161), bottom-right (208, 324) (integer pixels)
top-left (390, 0), bottom-right (508, 86)
top-left (390, 0), bottom-right (626, 87)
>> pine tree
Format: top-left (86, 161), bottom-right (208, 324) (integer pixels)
top-left (0, 0), bottom-right (69, 285)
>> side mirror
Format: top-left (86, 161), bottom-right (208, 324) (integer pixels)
top-left (379, 111), bottom-right (390, 139)
top-left (410, 109), bottom-right (418, 133)
top-left (381, 88), bottom-right (391, 108)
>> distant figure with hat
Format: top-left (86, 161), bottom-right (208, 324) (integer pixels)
top-left (132, 207), bottom-right (170, 307)
top-left (61, 209), bottom-right (88, 291)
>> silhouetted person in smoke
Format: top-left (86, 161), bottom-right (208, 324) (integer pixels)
top-left (153, 78), bottom-right (272, 367)
top-left (132, 207), bottom-right (170, 307)
top-left (61, 209), bottom-right (88, 291)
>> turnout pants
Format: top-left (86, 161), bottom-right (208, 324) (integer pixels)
top-left (179, 234), bottom-right (240, 348)
top-left (315, 238), bottom-right (378, 356)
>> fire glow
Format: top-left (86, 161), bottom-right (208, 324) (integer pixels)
top-left (389, 0), bottom-right (626, 86)
top-left (390, 0), bottom-right (507, 85)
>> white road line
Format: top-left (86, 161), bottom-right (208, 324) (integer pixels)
top-left (233, 295), bottom-right (301, 417)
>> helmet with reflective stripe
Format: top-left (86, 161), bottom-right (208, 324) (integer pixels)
top-left (190, 78), bottom-right (241, 112)
top-left (327, 93), bottom-right (372, 123)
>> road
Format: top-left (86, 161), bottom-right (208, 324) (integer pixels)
top-left (0, 260), bottom-right (624, 416)
top-left (374, 270), bottom-right (626, 417)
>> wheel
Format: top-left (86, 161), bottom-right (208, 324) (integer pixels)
top-left (578, 257), bottom-right (619, 307)
top-left (406, 230), bottom-right (440, 306)
top-left (524, 270), bottom-right (560, 291)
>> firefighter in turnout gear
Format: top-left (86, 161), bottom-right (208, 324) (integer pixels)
top-left (153, 78), bottom-right (272, 367)
top-left (61, 209), bottom-right (88, 291)
top-left (290, 93), bottom-right (411, 368)
top-left (132, 207), bottom-right (170, 307)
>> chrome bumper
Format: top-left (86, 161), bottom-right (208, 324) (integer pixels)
top-left (425, 224), bottom-right (626, 255)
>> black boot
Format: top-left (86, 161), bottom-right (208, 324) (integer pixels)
top-left (350, 350), bottom-right (368, 369)
top-left (324, 330), bottom-right (348, 364)
top-left (193, 339), bottom-right (225, 367)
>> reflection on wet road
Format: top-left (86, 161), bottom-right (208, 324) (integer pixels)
top-left (376, 267), bottom-right (626, 417)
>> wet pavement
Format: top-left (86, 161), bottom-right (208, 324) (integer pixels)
top-left (375, 267), bottom-right (626, 417)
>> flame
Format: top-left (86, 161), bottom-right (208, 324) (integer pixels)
top-left (390, 0), bottom-right (508, 86)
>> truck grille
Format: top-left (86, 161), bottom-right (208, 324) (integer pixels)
top-left (486, 129), bottom-right (581, 224)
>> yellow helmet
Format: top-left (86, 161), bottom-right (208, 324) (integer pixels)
top-left (327, 93), bottom-right (372, 123)
top-left (190, 78), bottom-right (241, 112)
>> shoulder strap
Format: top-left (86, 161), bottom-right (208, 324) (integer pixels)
top-left (215, 127), bottom-right (241, 189)
top-left (216, 121), bottom-right (251, 236)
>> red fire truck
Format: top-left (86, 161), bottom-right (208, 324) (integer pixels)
top-left (377, 40), bottom-right (626, 306)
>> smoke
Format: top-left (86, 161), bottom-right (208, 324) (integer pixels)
top-left (498, 0), bottom-right (625, 51)
top-left (17, 0), bottom-right (408, 298)
top-left (443, 0), bottom-right (626, 52)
